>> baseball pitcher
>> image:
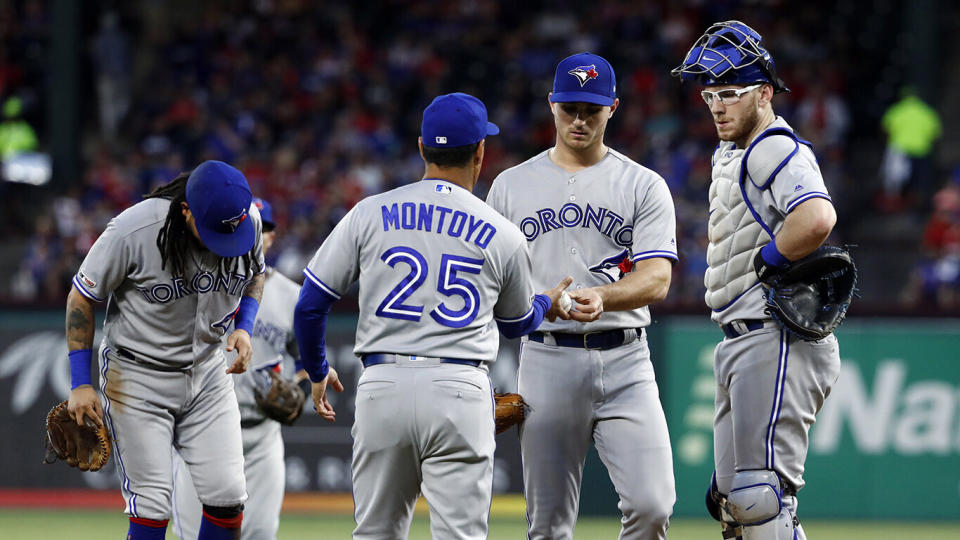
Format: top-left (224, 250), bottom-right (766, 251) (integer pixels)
top-left (672, 21), bottom-right (844, 539)
top-left (294, 93), bottom-right (571, 539)
top-left (486, 53), bottom-right (678, 539)
top-left (66, 161), bottom-right (265, 539)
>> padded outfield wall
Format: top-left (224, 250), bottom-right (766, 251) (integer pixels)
top-left (1, 311), bottom-right (958, 519)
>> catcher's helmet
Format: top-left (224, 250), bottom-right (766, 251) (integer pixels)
top-left (671, 20), bottom-right (789, 93)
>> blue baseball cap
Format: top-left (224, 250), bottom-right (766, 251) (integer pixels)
top-left (252, 197), bottom-right (275, 230)
top-left (421, 92), bottom-right (499, 148)
top-left (185, 160), bottom-right (255, 258)
top-left (550, 52), bottom-right (617, 106)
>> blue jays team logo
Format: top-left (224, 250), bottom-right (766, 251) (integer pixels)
top-left (221, 209), bottom-right (248, 232)
top-left (568, 65), bottom-right (599, 87)
top-left (588, 249), bottom-right (634, 283)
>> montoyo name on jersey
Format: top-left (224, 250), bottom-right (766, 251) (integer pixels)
top-left (380, 202), bottom-right (497, 248)
top-left (518, 203), bottom-right (632, 247)
top-left (134, 271), bottom-right (253, 304)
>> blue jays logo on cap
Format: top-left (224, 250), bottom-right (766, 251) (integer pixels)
top-left (551, 53), bottom-right (616, 106)
top-left (221, 209), bottom-right (248, 233)
top-left (568, 65), bottom-right (600, 87)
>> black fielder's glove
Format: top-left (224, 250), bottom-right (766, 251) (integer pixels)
top-left (254, 370), bottom-right (307, 425)
top-left (760, 245), bottom-right (857, 341)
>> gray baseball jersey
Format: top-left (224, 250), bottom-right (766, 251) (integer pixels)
top-left (706, 117), bottom-right (841, 540)
top-left (305, 179), bottom-right (536, 360)
top-left (172, 267), bottom-right (299, 540)
top-left (74, 197), bottom-right (265, 368)
top-left (73, 197), bottom-right (264, 521)
top-left (486, 148), bottom-right (678, 331)
top-left (487, 149), bottom-right (677, 539)
top-left (303, 178), bottom-right (537, 539)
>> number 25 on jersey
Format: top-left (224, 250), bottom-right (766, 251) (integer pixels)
top-left (375, 246), bottom-right (484, 329)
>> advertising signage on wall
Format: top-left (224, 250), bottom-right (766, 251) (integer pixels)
top-left (662, 318), bottom-right (960, 519)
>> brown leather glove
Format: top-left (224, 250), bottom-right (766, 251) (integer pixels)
top-left (494, 392), bottom-right (527, 434)
top-left (43, 400), bottom-right (112, 472)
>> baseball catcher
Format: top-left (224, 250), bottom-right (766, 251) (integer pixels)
top-left (253, 369), bottom-right (307, 425)
top-left (43, 400), bottom-right (112, 472)
top-left (494, 392), bottom-right (526, 434)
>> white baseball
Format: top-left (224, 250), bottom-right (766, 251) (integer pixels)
top-left (559, 291), bottom-right (572, 312)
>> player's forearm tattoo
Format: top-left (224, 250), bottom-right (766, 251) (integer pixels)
top-left (66, 292), bottom-right (96, 351)
top-left (242, 272), bottom-right (265, 302)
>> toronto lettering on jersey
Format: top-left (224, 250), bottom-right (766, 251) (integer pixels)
top-left (253, 319), bottom-right (288, 351)
top-left (519, 203), bottom-right (632, 247)
top-left (380, 202), bottom-right (497, 248)
top-left (135, 271), bottom-right (252, 304)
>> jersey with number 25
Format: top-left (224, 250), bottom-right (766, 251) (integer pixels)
top-left (304, 179), bottom-right (536, 362)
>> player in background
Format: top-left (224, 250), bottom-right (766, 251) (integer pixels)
top-left (172, 197), bottom-right (304, 540)
top-left (66, 160), bottom-right (264, 539)
top-left (294, 92), bottom-right (574, 540)
top-left (672, 21), bottom-right (841, 539)
top-left (486, 52), bottom-right (678, 539)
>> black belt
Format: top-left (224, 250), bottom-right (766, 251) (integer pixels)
top-left (361, 353), bottom-right (481, 369)
top-left (240, 417), bottom-right (267, 429)
top-left (528, 328), bottom-right (643, 350)
top-left (720, 319), bottom-right (768, 339)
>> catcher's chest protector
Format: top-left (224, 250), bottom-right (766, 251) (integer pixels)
top-left (705, 143), bottom-right (768, 310)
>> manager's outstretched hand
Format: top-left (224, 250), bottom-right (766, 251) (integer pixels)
top-left (312, 367), bottom-right (344, 422)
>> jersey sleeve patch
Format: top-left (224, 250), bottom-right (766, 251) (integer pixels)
top-left (72, 274), bottom-right (105, 302)
top-left (302, 269), bottom-right (342, 300)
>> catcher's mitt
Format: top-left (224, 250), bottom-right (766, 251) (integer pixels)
top-left (761, 245), bottom-right (857, 341)
top-left (254, 369), bottom-right (307, 425)
top-left (494, 392), bottom-right (526, 434)
top-left (43, 400), bottom-right (111, 472)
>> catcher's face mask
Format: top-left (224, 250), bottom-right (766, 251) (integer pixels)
top-left (671, 20), bottom-right (789, 94)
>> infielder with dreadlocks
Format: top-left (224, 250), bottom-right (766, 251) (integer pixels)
top-left (66, 160), bottom-right (264, 539)
top-left (672, 21), bottom-right (841, 539)
top-left (172, 197), bottom-right (303, 540)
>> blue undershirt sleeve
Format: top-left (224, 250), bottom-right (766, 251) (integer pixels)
top-left (496, 294), bottom-right (551, 339)
top-left (293, 279), bottom-right (338, 382)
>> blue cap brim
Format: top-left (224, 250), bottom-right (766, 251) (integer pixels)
top-left (486, 122), bottom-right (500, 136)
top-left (196, 217), bottom-right (256, 258)
top-left (550, 91), bottom-right (614, 106)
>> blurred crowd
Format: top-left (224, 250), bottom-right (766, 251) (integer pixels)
top-left (1, 0), bottom-right (952, 311)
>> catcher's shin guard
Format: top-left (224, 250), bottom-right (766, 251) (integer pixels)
top-left (725, 470), bottom-right (799, 540)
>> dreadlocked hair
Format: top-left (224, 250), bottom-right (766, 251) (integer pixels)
top-left (144, 172), bottom-right (258, 278)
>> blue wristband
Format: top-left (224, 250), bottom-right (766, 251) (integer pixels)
top-left (760, 241), bottom-right (791, 268)
top-left (234, 296), bottom-right (259, 335)
top-left (69, 349), bottom-right (93, 389)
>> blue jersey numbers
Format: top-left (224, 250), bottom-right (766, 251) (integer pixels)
top-left (375, 246), bottom-right (428, 321)
top-left (375, 246), bottom-right (485, 328)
